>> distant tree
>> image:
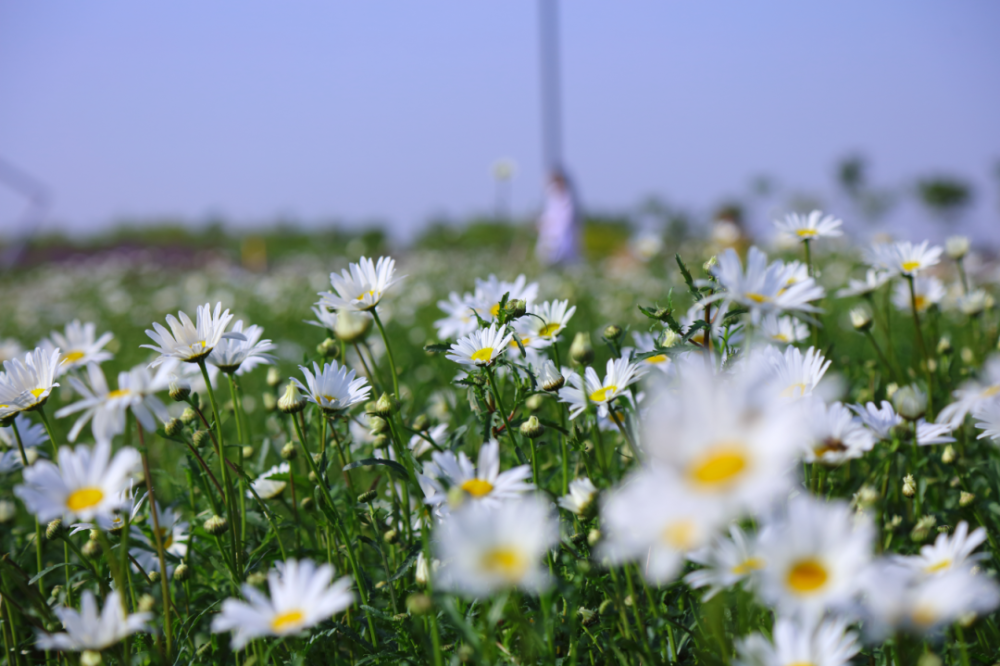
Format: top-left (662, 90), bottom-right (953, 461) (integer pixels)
top-left (917, 177), bottom-right (972, 223)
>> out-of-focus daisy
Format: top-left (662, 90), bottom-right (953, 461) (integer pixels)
top-left (835, 268), bottom-right (891, 298)
top-left (801, 400), bottom-right (875, 464)
top-left (557, 477), bottom-right (598, 516)
top-left (600, 467), bottom-right (727, 584)
top-left (558, 357), bottom-right (646, 419)
top-left (446, 324), bottom-right (514, 368)
top-left (473, 274), bottom-right (539, 321)
top-left (916, 419), bottom-right (955, 446)
top-left (774, 210), bottom-right (844, 241)
top-left (626, 332), bottom-right (672, 372)
top-left (0, 413), bottom-right (48, 450)
top-left (849, 401), bottom-right (901, 441)
top-left (208, 320), bottom-right (275, 375)
top-left (319, 256), bottom-right (403, 312)
top-left (891, 276), bottom-right (944, 313)
top-left (0, 339), bottom-right (23, 364)
top-left (409, 424), bottom-right (447, 458)
top-left (0, 450), bottom-right (24, 474)
top-left (0, 347), bottom-right (61, 413)
top-left (956, 289), bottom-right (992, 317)
top-left (70, 482), bottom-right (144, 534)
top-left (707, 247), bottom-right (824, 324)
top-left (15, 440), bottom-right (141, 524)
top-left (779, 261), bottom-right (809, 290)
top-left (131, 503), bottom-right (189, 574)
top-left (937, 356), bottom-right (1000, 427)
top-left (761, 345), bottom-right (832, 400)
top-left (35, 590), bottom-right (150, 652)
top-left (522, 300), bottom-right (576, 342)
top-left (211, 559), bottom-right (353, 649)
top-left (895, 521), bottom-right (986, 575)
top-left (43, 320), bottom-right (114, 375)
top-left (143, 302), bottom-right (240, 366)
top-left (973, 397), bottom-right (1000, 444)
top-left (307, 303), bottom-right (338, 331)
top-left (756, 496), bottom-right (873, 618)
top-left (418, 439), bottom-right (532, 509)
top-left (435, 292), bottom-right (481, 340)
top-left (434, 496), bottom-right (558, 596)
top-left (870, 240), bottom-right (943, 276)
top-left (759, 315), bottom-right (809, 345)
top-left (56, 362), bottom-right (174, 444)
top-left (685, 525), bottom-right (763, 600)
top-left (292, 361), bottom-right (370, 415)
top-left (249, 463), bottom-right (290, 500)
top-left (735, 615), bottom-right (859, 666)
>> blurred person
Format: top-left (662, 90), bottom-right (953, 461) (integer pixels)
top-left (536, 170), bottom-right (581, 266)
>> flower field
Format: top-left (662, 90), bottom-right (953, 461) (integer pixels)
top-left (1, 215), bottom-right (999, 666)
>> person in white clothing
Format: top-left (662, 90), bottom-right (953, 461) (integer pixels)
top-left (536, 170), bottom-right (581, 266)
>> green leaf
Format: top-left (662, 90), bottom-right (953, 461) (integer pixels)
top-left (675, 253), bottom-right (702, 301)
top-left (342, 457), bottom-right (410, 478)
top-left (423, 342), bottom-right (451, 354)
top-left (387, 545), bottom-right (422, 583)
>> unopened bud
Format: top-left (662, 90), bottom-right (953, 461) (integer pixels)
top-left (300, 497), bottom-right (314, 513)
top-left (520, 415), bottom-right (544, 439)
top-left (917, 653), bottom-right (942, 666)
top-left (278, 383), bottom-right (307, 414)
top-left (941, 445), bottom-right (955, 464)
top-left (598, 598), bottom-right (614, 615)
top-left (374, 392), bottom-right (396, 417)
top-left (266, 367), bottom-right (282, 387)
top-left (525, 394), bottom-right (545, 412)
top-left (169, 381), bottom-right (191, 402)
top-left (540, 360), bottom-right (565, 392)
top-left (603, 324), bottom-right (623, 341)
top-left (46, 518), bottom-right (63, 540)
top-left (368, 416), bottom-right (388, 435)
top-left (911, 515), bottom-right (936, 542)
top-left (180, 407), bottom-right (198, 424)
top-left (334, 310), bottom-right (373, 343)
top-left (247, 571), bottom-right (268, 586)
top-left (945, 235), bottom-right (970, 260)
top-left (240, 446), bottom-right (253, 459)
top-left (570, 332), bottom-right (594, 366)
top-left (204, 515), bottom-right (228, 535)
top-left (959, 491), bottom-right (975, 507)
top-left (902, 474), bottom-right (916, 498)
top-left (173, 562), bottom-right (190, 582)
top-left (411, 414), bottom-right (430, 432)
top-left (0, 500), bottom-right (15, 523)
top-left (82, 539), bottom-right (101, 558)
top-left (317, 338), bottom-right (340, 359)
top-left (407, 593), bottom-right (432, 615)
top-left (850, 306), bottom-right (873, 331)
top-left (937, 337), bottom-right (952, 356)
top-left (587, 528), bottom-right (601, 546)
top-left (703, 256), bottom-right (718, 272)
top-left (578, 607), bottom-right (598, 627)
top-left (192, 430), bottom-right (210, 448)
top-left (281, 442), bottom-right (297, 460)
top-left (893, 385), bottom-right (927, 421)
top-left (660, 329), bottom-right (681, 348)
top-left (148, 571), bottom-right (160, 584)
top-left (164, 418), bottom-right (183, 437)
top-left (961, 347), bottom-right (975, 365)
top-left (358, 489), bottom-right (378, 504)
top-left (262, 392), bottom-right (277, 412)
top-left (81, 650), bottom-right (103, 666)
top-left (505, 299), bottom-right (527, 318)
top-left (383, 529), bottom-right (398, 545)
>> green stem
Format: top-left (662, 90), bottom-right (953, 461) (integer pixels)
top-left (486, 365), bottom-right (528, 467)
top-left (227, 374), bottom-right (250, 555)
top-left (11, 421), bottom-right (45, 598)
top-left (138, 435), bottom-right (172, 661)
top-left (371, 309), bottom-right (400, 400)
top-left (906, 275), bottom-right (935, 417)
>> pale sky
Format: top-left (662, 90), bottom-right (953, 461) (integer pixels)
top-left (1, 1), bottom-right (999, 242)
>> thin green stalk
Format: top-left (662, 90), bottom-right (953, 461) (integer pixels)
top-left (34, 407), bottom-right (60, 464)
top-left (11, 421), bottom-right (45, 597)
top-left (138, 434), bottom-right (173, 661)
top-left (368, 504), bottom-right (399, 613)
top-left (906, 275), bottom-right (935, 417)
top-left (227, 374), bottom-right (250, 555)
top-left (608, 400), bottom-right (639, 462)
top-left (863, 329), bottom-right (900, 383)
top-left (353, 342), bottom-right (381, 393)
top-left (371, 309), bottom-right (400, 399)
top-left (956, 257), bottom-right (969, 294)
top-left (486, 365), bottom-right (528, 467)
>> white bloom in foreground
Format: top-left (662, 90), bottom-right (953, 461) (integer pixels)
top-left (915, 419), bottom-right (955, 445)
top-left (761, 345), bottom-right (832, 400)
top-left (418, 440), bottom-right (532, 509)
top-left (685, 525), bottom-right (763, 600)
top-left (870, 240), bottom-right (942, 276)
top-left (143, 303), bottom-right (240, 366)
top-left (891, 276), bottom-right (944, 313)
top-left (801, 400), bottom-right (875, 464)
top-left (522, 299), bottom-right (576, 342)
top-left (36, 590), bottom-right (150, 652)
top-left (435, 495), bottom-right (558, 596)
top-left (600, 467), bottom-right (726, 584)
top-left (938, 356), bottom-right (1000, 427)
top-left (558, 477), bottom-right (598, 516)
top-left (211, 559), bottom-right (353, 650)
top-left (0, 347), bottom-right (61, 414)
top-left (895, 521), bottom-right (986, 575)
top-left (759, 315), bottom-right (809, 346)
top-left (974, 397), bottom-right (1000, 444)
top-left (14, 440), bottom-right (141, 523)
top-left (320, 255), bottom-right (403, 312)
top-left (849, 401), bottom-right (901, 441)
top-left (835, 268), bottom-right (892, 298)
top-left (707, 247), bottom-right (824, 324)
top-left (558, 357), bottom-right (646, 419)
top-left (0, 413), bottom-right (48, 450)
top-left (735, 615), bottom-right (859, 666)
top-left (774, 210), bottom-right (843, 241)
top-left (409, 423), bottom-right (448, 458)
top-left (292, 361), bottom-right (370, 414)
top-left (43, 320), bottom-right (114, 376)
top-left (249, 463), bottom-right (290, 500)
top-left (446, 324), bottom-right (514, 368)
top-left (208, 320), bottom-right (275, 375)
top-left (756, 496), bottom-right (873, 618)
top-left (56, 362), bottom-right (174, 444)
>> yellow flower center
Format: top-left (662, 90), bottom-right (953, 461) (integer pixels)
top-left (982, 386), bottom-right (1000, 398)
top-left (158, 528), bottom-right (175, 550)
top-left (772, 333), bottom-right (789, 343)
top-left (731, 557), bottom-right (764, 575)
top-left (795, 228), bottom-right (817, 238)
top-left (461, 478), bottom-right (494, 497)
top-left (645, 354), bottom-right (668, 365)
top-left (30, 388), bottom-right (47, 399)
top-left (355, 289), bottom-right (377, 301)
top-left (538, 323), bottom-right (561, 338)
top-left (490, 303), bottom-right (501, 317)
top-left (911, 605), bottom-right (938, 627)
top-left (687, 445), bottom-right (748, 488)
top-left (781, 382), bottom-right (808, 398)
top-left (901, 260), bottom-right (921, 273)
top-left (746, 293), bottom-right (770, 304)
top-left (66, 487), bottom-right (105, 512)
top-left (787, 663), bottom-right (815, 666)
top-left (107, 389), bottom-right (131, 400)
top-left (62, 350), bottom-right (86, 364)
top-left (924, 558), bottom-right (951, 573)
top-left (786, 559), bottom-right (828, 593)
top-left (589, 385), bottom-right (618, 403)
top-left (913, 295), bottom-right (927, 311)
top-left (661, 520), bottom-right (696, 550)
top-left (509, 337), bottom-right (530, 348)
top-left (270, 609), bottom-right (305, 632)
top-left (470, 347), bottom-right (494, 364)
top-left (480, 547), bottom-right (526, 580)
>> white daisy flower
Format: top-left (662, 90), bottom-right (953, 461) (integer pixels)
top-left (418, 439), bottom-right (533, 509)
top-left (870, 240), bottom-right (943, 276)
top-left (599, 467), bottom-right (727, 584)
top-left (208, 320), bottom-right (276, 375)
top-left (211, 558), bottom-right (354, 650)
top-left (956, 289), bottom-right (992, 316)
top-left (735, 615), bottom-right (859, 666)
top-left (43, 320), bottom-right (114, 376)
top-left (307, 304), bottom-right (338, 331)
top-left (35, 590), bottom-right (150, 652)
top-left (142, 302), bottom-right (241, 366)
top-left (760, 315), bottom-right (809, 346)
top-left (0, 347), bottom-right (62, 414)
top-left (434, 495), bottom-right (558, 596)
top-left (849, 401), bottom-right (902, 441)
top-left (473, 274), bottom-right (539, 321)
top-left (916, 419), bottom-right (955, 446)
top-left (761, 345), bottom-right (832, 400)
top-left (55, 362), bottom-right (174, 444)
top-left (801, 400), bottom-right (875, 464)
top-left (836, 268), bottom-right (892, 298)
top-left (70, 482), bottom-right (145, 534)
top-left (895, 521), bottom-right (987, 575)
top-left (558, 357), bottom-right (646, 419)
top-left (891, 276), bottom-right (944, 313)
top-left (15, 440), bottom-right (141, 524)
top-left (774, 210), bottom-right (844, 241)
top-left (557, 477), bottom-right (598, 516)
top-left (522, 299), bottom-right (576, 342)
top-left (779, 261), bottom-right (810, 290)
top-left (249, 463), bottom-right (290, 500)
top-left (131, 503), bottom-right (189, 574)
top-left (707, 247), bottom-right (825, 324)
top-left (409, 424), bottom-right (448, 458)
top-left (0, 449), bottom-right (24, 474)
top-left (680, 302), bottom-right (742, 350)
top-left (434, 292), bottom-right (481, 340)
top-left (537, 359), bottom-right (566, 392)
top-left (938, 356), bottom-right (1000, 427)
top-left (756, 496), bottom-right (873, 618)
top-left (0, 338), bottom-right (23, 364)
top-left (445, 324), bottom-right (514, 368)
top-left (973, 397), bottom-right (1000, 444)
top-left (0, 413), bottom-right (49, 450)
top-left (626, 332), bottom-right (672, 372)
top-left (685, 525), bottom-right (764, 600)
top-left (292, 361), bottom-right (370, 415)
top-left (320, 256), bottom-right (403, 312)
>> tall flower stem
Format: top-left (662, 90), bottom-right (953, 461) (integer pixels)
top-left (138, 425), bottom-right (173, 661)
top-left (227, 374), bottom-right (250, 550)
top-left (485, 366), bottom-right (528, 468)
top-left (906, 275), bottom-right (935, 416)
top-left (371, 309), bottom-right (400, 400)
top-left (863, 329), bottom-right (900, 383)
top-left (10, 420), bottom-right (44, 597)
top-left (34, 407), bottom-right (59, 464)
top-left (608, 400), bottom-right (640, 462)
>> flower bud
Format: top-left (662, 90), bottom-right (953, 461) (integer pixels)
top-left (415, 552), bottom-right (431, 586)
top-left (587, 528), bottom-right (601, 546)
top-left (851, 485), bottom-right (879, 510)
top-left (937, 336), bottom-right (952, 356)
top-left (46, 518), bottom-right (63, 540)
top-left (603, 324), bottom-right (623, 341)
top-left (892, 385), bottom-right (927, 421)
top-left (81, 650), bottom-right (103, 666)
top-left (525, 394), bottom-right (545, 412)
top-left (961, 347), bottom-right (975, 365)
top-left (578, 607), bottom-right (598, 627)
top-left (281, 442), bottom-right (297, 461)
top-left (334, 310), bottom-right (373, 343)
top-left (82, 539), bottom-right (101, 558)
top-left (164, 418), bottom-right (183, 437)
top-left (411, 414), bottom-right (430, 432)
top-left (570, 332), bottom-right (594, 366)
top-left (911, 515), bottom-right (936, 542)
top-left (180, 407), bottom-right (198, 424)
top-left (539, 360), bottom-right (565, 392)
top-left (358, 489), bottom-right (378, 504)
top-left (317, 338), bottom-right (340, 359)
top-left (960, 491), bottom-right (975, 507)
top-left (0, 500), bottom-right (15, 523)
top-left (367, 416), bottom-right (387, 435)
top-left (520, 415), bottom-right (544, 439)
top-left (242, 445), bottom-right (254, 459)
top-left (902, 474), bottom-right (916, 498)
top-left (458, 645), bottom-right (475, 662)
top-left (300, 497), bottom-right (314, 513)
top-left (204, 515), bottom-right (229, 536)
top-left (262, 393), bottom-right (277, 412)
top-left (169, 381), bottom-right (191, 403)
top-left (278, 383), bottom-right (307, 414)
top-left (148, 571), bottom-right (160, 584)
top-left (247, 571), bottom-right (268, 586)
top-left (850, 306), bottom-right (873, 332)
top-left (917, 653), bottom-right (942, 666)
top-left (941, 445), bottom-right (955, 464)
top-left (192, 429), bottom-right (210, 448)
top-left (374, 392), bottom-right (397, 417)
top-left (407, 593), bottom-right (433, 615)
top-left (598, 599), bottom-right (614, 615)
top-left (266, 367), bottom-right (282, 387)
top-left (505, 299), bottom-right (527, 319)
top-left (137, 593), bottom-right (155, 614)
top-left (945, 235), bottom-right (969, 260)
top-left (383, 529), bottom-right (398, 545)
top-left (660, 329), bottom-right (681, 348)
top-left (24, 448), bottom-right (38, 466)
top-left (173, 562), bottom-right (190, 582)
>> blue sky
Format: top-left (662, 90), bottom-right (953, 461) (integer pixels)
top-left (1, 2), bottom-right (998, 241)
